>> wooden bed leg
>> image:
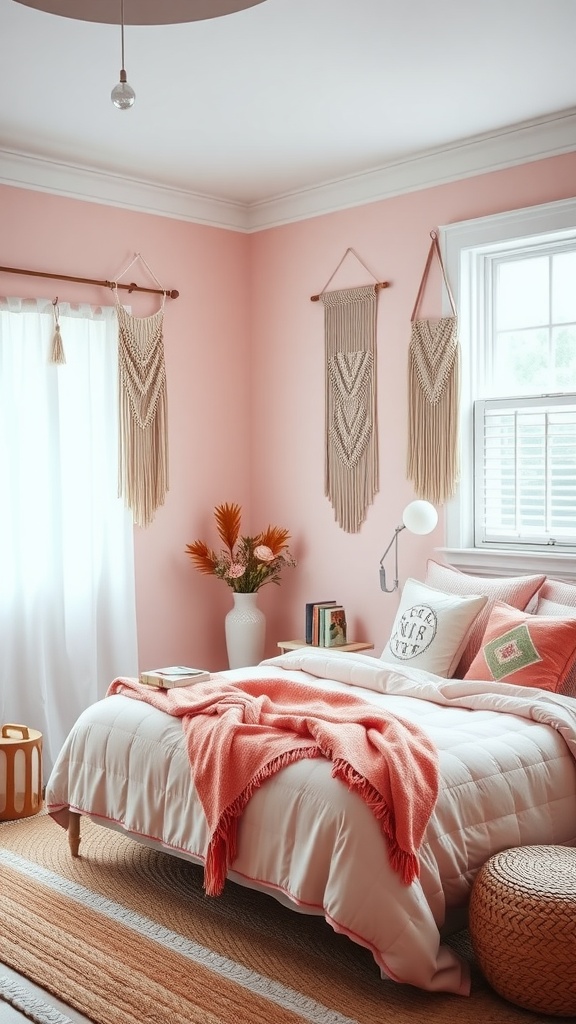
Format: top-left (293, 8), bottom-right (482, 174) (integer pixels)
top-left (68, 810), bottom-right (81, 857)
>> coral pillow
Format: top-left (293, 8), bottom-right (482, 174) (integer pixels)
top-left (380, 578), bottom-right (487, 677)
top-left (424, 560), bottom-right (546, 677)
top-left (534, 583), bottom-right (576, 698)
top-left (464, 601), bottom-right (576, 692)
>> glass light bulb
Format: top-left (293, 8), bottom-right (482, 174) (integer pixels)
top-left (111, 70), bottom-right (135, 110)
top-left (402, 499), bottom-right (438, 535)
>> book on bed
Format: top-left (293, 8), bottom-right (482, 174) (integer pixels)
top-left (139, 666), bottom-right (210, 688)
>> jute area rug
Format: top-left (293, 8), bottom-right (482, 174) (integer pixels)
top-left (0, 814), bottom-right (554, 1024)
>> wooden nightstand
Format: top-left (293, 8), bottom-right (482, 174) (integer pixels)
top-left (277, 640), bottom-right (374, 655)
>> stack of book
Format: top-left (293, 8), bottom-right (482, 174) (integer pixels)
top-left (139, 666), bottom-right (210, 688)
top-left (305, 601), bottom-right (347, 648)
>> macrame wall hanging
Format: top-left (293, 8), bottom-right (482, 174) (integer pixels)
top-left (113, 253), bottom-right (169, 528)
top-left (406, 231), bottom-right (460, 506)
top-left (312, 249), bottom-right (389, 534)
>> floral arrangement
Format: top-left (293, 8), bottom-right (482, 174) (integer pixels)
top-left (186, 502), bottom-right (296, 593)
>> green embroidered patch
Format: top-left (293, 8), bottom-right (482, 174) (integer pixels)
top-left (483, 623), bottom-right (542, 680)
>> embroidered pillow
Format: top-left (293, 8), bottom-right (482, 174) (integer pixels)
top-left (535, 587), bottom-right (576, 698)
top-left (380, 578), bottom-right (487, 677)
top-left (464, 601), bottom-right (576, 692)
top-left (424, 560), bottom-right (546, 677)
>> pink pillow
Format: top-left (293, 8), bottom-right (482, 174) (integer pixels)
top-left (464, 601), bottom-right (576, 693)
top-left (536, 578), bottom-right (576, 608)
top-left (534, 579), bottom-right (576, 697)
top-left (424, 560), bottom-right (546, 678)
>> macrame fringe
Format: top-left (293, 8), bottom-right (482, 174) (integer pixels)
top-left (116, 303), bottom-right (169, 528)
top-left (49, 324), bottom-right (66, 364)
top-left (204, 747), bottom-right (320, 896)
top-left (322, 285), bottom-right (379, 533)
top-left (407, 340), bottom-right (460, 505)
top-left (406, 233), bottom-right (460, 506)
top-left (332, 758), bottom-right (419, 885)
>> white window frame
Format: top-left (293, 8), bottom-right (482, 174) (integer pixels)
top-left (438, 197), bottom-right (576, 580)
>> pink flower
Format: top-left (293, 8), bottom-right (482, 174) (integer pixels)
top-left (227, 563), bottom-right (246, 579)
top-left (254, 545), bottom-right (274, 563)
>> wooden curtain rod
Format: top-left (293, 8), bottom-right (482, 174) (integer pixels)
top-left (0, 264), bottom-right (179, 299)
top-left (310, 281), bottom-right (389, 301)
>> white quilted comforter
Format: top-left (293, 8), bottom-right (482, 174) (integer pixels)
top-left (45, 650), bottom-right (576, 996)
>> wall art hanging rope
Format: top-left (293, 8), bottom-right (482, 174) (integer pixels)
top-left (406, 231), bottom-right (460, 505)
top-left (321, 284), bottom-right (379, 533)
top-left (113, 253), bottom-right (169, 527)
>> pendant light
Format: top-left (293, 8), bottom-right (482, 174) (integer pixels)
top-left (110, 0), bottom-right (135, 109)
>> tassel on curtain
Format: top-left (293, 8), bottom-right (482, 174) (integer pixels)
top-left (49, 298), bottom-right (66, 364)
top-left (321, 283), bottom-right (379, 533)
top-left (406, 232), bottom-right (460, 506)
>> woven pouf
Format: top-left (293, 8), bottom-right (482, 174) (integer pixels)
top-left (469, 845), bottom-right (576, 1017)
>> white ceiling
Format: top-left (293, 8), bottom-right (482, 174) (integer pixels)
top-left (1, 0), bottom-right (576, 228)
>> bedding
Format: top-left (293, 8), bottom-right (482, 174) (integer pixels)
top-left (46, 649), bottom-right (576, 999)
top-left (105, 673), bottom-right (439, 893)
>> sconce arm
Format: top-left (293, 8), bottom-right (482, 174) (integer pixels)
top-left (379, 523), bottom-right (406, 593)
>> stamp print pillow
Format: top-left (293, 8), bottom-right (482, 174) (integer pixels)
top-left (424, 560), bottom-right (546, 677)
top-left (380, 578), bottom-right (487, 677)
top-left (464, 601), bottom-right (576, 693)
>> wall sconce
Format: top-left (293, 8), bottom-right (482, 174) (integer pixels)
top-left (379, 500), bottom-right (438, 593)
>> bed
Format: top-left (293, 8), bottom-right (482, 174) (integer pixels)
top-left (46, 638), bottom-right (576, 998)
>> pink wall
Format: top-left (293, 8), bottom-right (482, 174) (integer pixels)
top-left (0, 185), bottom-right (252, 671)
top-left (250, 154), bottom-right (576, 656)
top-left (1, 151), bottom-right (575, 670)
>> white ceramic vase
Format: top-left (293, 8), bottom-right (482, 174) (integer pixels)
top-left (225, 592), bottom-right (266, 669)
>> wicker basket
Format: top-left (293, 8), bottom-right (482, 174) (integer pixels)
top-left (469, 845), bottom-right (576, 1017)
top-left (0, 724), bottom-right (43, 821)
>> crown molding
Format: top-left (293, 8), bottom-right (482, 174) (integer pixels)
top-left (0, 148), bottom-right (248, 231)
top-left (246, 108), bottom-right (576, 231)
top-left (1, 108), bottom-right (575, 233)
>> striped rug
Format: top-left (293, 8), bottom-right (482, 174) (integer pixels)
top-left (0, 814), bottom-right (555, 1024)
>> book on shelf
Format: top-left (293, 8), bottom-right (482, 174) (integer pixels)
top-left (320, 605), bottom-right (347, 647)
top-left (305, 600), bottom-right (336, 644)
top-left (312, 602), bottom-right (338, 645)
top-left (139, 666), bottom-right (210, 688)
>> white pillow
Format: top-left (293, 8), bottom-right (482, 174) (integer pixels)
top-left (380, 578), bottom-right (488, 677)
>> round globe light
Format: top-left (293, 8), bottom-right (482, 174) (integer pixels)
top-left (111, 72), bottom-right (135, 109)
top-left (402, 499), bottom-right (438, 536)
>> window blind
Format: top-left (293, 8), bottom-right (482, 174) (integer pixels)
top-left (474, 394), bottom-right (576, 547)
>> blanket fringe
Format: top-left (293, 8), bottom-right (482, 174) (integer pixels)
top-left (204, 746), bottom-right (321, 896)
top-left (332, 758), bottom-right (419, 885)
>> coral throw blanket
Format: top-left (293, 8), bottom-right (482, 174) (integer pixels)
top-left (107, 676), bottom-right (439, 895)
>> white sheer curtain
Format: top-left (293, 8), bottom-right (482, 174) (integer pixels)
top-left (0, 297), bottom-right (138, 773)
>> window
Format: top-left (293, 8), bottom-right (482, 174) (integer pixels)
top-left (475, 395), bottom-right (576, 546)
top-left (0, 298), bottom-right (138, 770)
top-left (442, 198), bottom-right (576, 575)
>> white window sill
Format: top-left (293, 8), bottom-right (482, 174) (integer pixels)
top-left (435, 547), bottom-right (576, 582)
